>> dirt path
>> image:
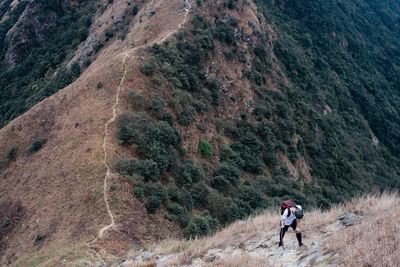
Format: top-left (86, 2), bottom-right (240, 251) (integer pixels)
top-left (155, 222), bottom-right (338, 267)
top-left (87, 0), bottom-right (192, 263)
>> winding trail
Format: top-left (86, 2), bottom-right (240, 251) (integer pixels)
top-left (87, 0), bottom-right (192, 263)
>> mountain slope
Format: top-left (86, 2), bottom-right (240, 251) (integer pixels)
top-left (0, 0), bottom-right (192, 265)
top-left (0, 0), bottom-right (400, 266)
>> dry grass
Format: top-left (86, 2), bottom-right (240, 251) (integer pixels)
top-left (142, 192), bottom-right (399, 266)
top-left (324, 193), bottom-right (400, 267)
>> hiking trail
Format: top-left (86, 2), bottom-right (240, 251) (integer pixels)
top-left (87, 0), bottom-right (192, 263)
top-left (156, 222), bottom-right (340, 267)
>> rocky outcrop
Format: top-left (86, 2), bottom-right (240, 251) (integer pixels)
top-left (4, 3), bottom-right (58, 66)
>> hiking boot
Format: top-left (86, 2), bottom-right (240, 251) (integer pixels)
top-left (299, 242), bottom-right (304, 247)
top-left (278, 241), bottom-right (283, 247)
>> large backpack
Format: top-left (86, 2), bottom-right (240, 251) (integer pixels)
top-left (280, 200), bottom-right (296, 215)
top-left (294, 205), bottom-right (304, 219)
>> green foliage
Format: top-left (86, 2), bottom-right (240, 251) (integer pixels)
top-left (214, 163), bottom-right (241, 186)
top-left (183, 214), bottom-right (218, 238)
top-left (117, 112), bottom-right (181, 172)
top-left (198, 139), bottom-right (213, 158)
top-left (6, 146), bottom-right (17, 161)
top-left (141, 60), bottom-right (156, 76)
top-left (131, 6), bottom-right (139, 16)
top-left (116, 158), bottom-right (160, 181)
top-left (190, 182), bottom-right (209, 208)
top-left (27, 139), bottom-right (46, 154)
top-left (146, 195), bottom-right (161, 213)
top-left (211, 176), bottom-right (231, 192)
top-left (133, 187), bottom-right (144, 198)
top-left (174, 161), bottom-right (205, 187)
top-left (166, 203), bottom-right (190, 226)
top-left (178, 108), bottom-right (196, 126)
top-left (0, 1), bottom-right (96, 127)
top-left (128, 92), bottom-right (145, 109)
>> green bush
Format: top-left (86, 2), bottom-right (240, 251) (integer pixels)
top-left (116, 158), bottom-right (160, 181)
top-left (143, 183), bottom-right (168, 204)
top-left (133, 187), bottom-right (144, 198)
top-left (191, 182), bottom-right (209, 207)
top-left (146, 195), bottom-right (161, 213)
top-left (211, 176), bottom-right (231, 192)
top-left (6, 146), bottom-right (17, 161)
top-left (214, 163), bottom-right (241, 186)
top-left (131, 5), bottom-right (139, 15)
top-left (236, 185), bottom-right (265, 210)
top-left (183, 215), bottom-right (212, 238)
top-left (27, 139), bottom-right (46, 154)
top-left (219, 144), bottom-right (245, 169)
top-left (128, 92), bottom-right (145, 108)
top-left (178, 109), bottom-right (196, 125)
top-left (141, 60), bottom-right (156, 76)
top-left (150, 96), bottom-right (165, 113)
top-left (166, 203), bottom-right (190, 226)
top-left (174, 161), bottom-right (205, 187)
top-left (198, 139), bottom-right (213, 158)
top-left (176, 189), bottom-right (193, 210)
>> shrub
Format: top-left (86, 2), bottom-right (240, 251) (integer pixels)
top-left (161, 112), bottom-right (174, 126)
top-left (198, 139), bottom-right (213, 158)
top-left (150, 96), bottom-right (164, 113)
top-left (236, 185), bottom-right (265, 210)
top-left (211, 176), bottom-right (231, 192)
top-left (178, 108), bottom-right (196, 125)
top-left (177, 189), bottom-right (193, 210)
top-left (191, 182), bottom-right (209, 207)
top-left (214, 163), bottom-right (241, 185)
top-left (167, 203), bottom-right (190, 226)
top-left (183, 215), bottom-right (211, 238)
top-left (27, 139), bottom-right (46, 154)
top-left (146, 195), bottom-right (161, 213)
top-left (128, 92), bottom-right (145, 108)
top-left (175, 161), bottom-right (205, 187)
top-left (143, 183), bottom-right (167, 200)
top-left (219, 144), bottom-right (245, 169)
top-left (6, 146), bottom-right (17, 161)
top-left (117, 125), bottom-right (137, 145)
top-left (96, 82), bottom-right (103, 89)
top-left (116, 158), bottom-right (160, 181)
top-left (131, 5), bottom-right (139, 15)
top-left (141, 60), bottom-right (156, 76)
top-left (133, 187), bottom-right (144, 198)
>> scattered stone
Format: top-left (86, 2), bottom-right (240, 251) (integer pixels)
top-left (337, 212), bottom-right (360, 226)
top-left (204, 248), bottom-right (222, 262)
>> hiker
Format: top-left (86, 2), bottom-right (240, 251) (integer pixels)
top-left (279, 200), bottom-right (304, 247)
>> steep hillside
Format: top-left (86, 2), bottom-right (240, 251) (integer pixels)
top-left (0, 0), bottom-right (193, 265)
top-left (0, 0), bottom-right (399, 266)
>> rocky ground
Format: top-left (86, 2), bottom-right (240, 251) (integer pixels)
top-left (118, 212), bottom-right (360, 267)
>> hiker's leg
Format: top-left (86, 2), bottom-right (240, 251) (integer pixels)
top-left (294, 219), bottom-right (303, 246)
top-left (279, 225), bottom-right (289, 245)
top-left (296, 232), bottom-right (303, 246)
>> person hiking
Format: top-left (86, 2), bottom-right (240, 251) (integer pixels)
top-left (279, 200), bottom-right (304, 247)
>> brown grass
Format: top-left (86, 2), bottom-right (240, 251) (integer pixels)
top-left (324, 193), bottom-right (400, 267)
